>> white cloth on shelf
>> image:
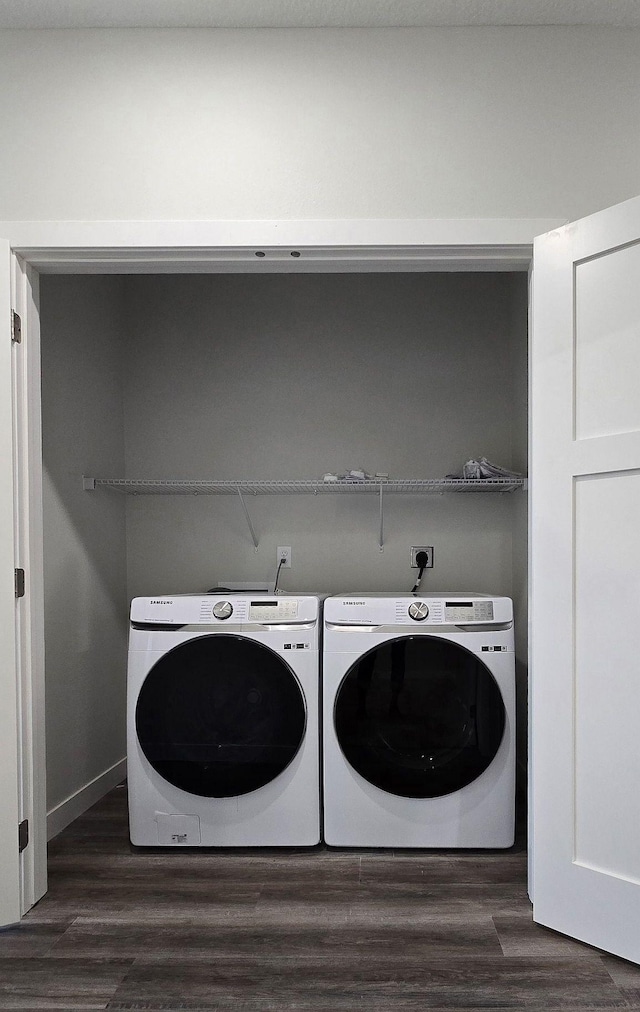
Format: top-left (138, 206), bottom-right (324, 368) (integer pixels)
top-left (447, 457), bottom-right (523, 480)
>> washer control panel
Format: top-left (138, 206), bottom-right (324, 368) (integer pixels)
top-left (130, 595), bottom-right (316, 626)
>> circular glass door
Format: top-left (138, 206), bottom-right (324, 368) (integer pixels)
top-left (334, 636), bottom-right (505, 798)
top-left (136, 635), bottom-right (306, 798)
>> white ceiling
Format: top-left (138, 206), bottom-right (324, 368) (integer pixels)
top-left (1, 0), bottom-right (639, 31)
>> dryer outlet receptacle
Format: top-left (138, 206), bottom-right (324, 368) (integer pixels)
top-left (410, 546), bottom-right (434, 568)
top-left (277, 546), bottom-right (292, 569)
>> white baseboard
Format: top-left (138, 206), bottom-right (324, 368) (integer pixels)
top-left (47, 757), bottom-right (127, 841)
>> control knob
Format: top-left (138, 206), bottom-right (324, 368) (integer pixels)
top-left (408, 601), bottom-right (429, 621)
top-left (212, 601), bottom-right (233, 620)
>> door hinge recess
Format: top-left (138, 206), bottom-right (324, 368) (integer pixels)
top-left (15, 568), bottom-right (25, 599)
top-left (18, 819), bottom-right (28, 853)
top-left (12, 311), bottom-right (21, 344)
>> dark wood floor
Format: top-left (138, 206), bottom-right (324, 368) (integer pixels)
top-left (1, 785), bottom-right (639, 1011)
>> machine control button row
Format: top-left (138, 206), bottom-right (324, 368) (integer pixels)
top-left (212, 601), bottom-right (233, 620)
top-left (249, 600), bottom-right (299, 620)
top-left (408, 601), bottom-right (430, 621)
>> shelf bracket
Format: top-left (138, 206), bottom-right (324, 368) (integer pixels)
top-left (237, 490), bottom-right (259, 551)
top-left (379, 484), bottom-right (384, 552)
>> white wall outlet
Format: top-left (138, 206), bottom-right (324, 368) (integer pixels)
top-left (277, 546), bottom-right (292, 569)
top-left (410, 546), bottom-right (434, 568)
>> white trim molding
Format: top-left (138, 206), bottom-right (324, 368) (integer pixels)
top-left (0, 218), bottom-right (566, 274)
top-left (46, 759), bottom-right (127, 842)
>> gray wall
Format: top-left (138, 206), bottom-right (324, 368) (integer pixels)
top-left (0, 27), bottom-right (638, 222)
top-left (123, 273), bottom-right (527, 598)
top-left (40, 276), bottom-right (128, 815)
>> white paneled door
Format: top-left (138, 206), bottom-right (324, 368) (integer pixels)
top-left (531, 195), bottom-right (640, 963)
top-left (0, 239), bottom-right (21, 927)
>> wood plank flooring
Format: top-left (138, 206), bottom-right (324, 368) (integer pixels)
top-left (1, 783), bottom-right (639, 1011)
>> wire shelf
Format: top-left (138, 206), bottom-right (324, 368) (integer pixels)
top-left (84, 477), bottom-right (526, 495)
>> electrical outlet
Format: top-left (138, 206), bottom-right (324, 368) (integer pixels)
top-left (277, 546), bottom-right (292, 569)
top-left (410, 546), bottom-right (434, 569)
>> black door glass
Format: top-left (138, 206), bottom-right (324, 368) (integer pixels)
top-left (135, 635), bottom-right (306, 798)
top-left (334, 636), bottom-right (505, 798)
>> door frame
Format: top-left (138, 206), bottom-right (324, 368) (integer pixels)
top-left (0, 215), bottom-right (563, 923)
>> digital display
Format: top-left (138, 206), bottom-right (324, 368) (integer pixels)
top-left (248, 599), bottom-right (299, 621)
top-left (444, 600), bottom-right (494, 622)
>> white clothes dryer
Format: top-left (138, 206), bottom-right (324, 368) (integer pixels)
top-left (127, 594), bottom-right (321, 846)
top-left (323, 593), bottom-right (515, 848)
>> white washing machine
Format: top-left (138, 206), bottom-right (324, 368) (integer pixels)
top-left (127, 594), bottom-right (321, 846)
top-left (323, 593), bottom-right (515, 848)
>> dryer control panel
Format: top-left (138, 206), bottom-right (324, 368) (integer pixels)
top-left (325, 593), bottom-right (511, 627)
